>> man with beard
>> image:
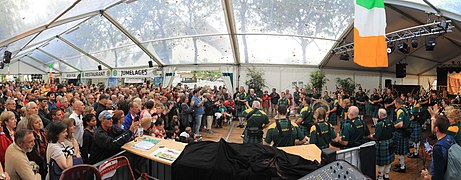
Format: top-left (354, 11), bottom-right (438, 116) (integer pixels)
top-left (5, 129), bottom-right (41, 180)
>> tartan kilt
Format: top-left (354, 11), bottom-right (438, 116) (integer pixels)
top-left (393, 132), bottom-right (409, 155)
top-left (410, 121), bottom-right (422, 142)
top-left (358, 105), bottom-right (366, 115)
top-left (372, 105), bottom-right (379, 118)
top-left (328, 113), bottom-right (337, 126)
top-left (236, 105), bottom-right (246, 117)
top-left (243, 129), bottom-right (263, 144)
top-left (376, 139), bottom-right (395, 166)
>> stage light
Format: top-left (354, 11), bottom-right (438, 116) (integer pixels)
top-left (0, 62), bottom-right (4, 69)
top-left (387, 45), bottom-right (395, 54)
top-left (340, 52), bottom-right (350, 61)
top-left (411, 39), bottom-right (418, 48)
top-left (397, 42), bottom-right (410, 54)
top-left (426, 37), bottom-right (436, 51)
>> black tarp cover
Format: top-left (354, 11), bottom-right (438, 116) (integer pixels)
top-left (172, 139), bottom-right (319, 180)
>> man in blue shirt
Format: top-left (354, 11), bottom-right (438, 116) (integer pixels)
top-left (422, 114), bottom-right (455, 179)
top-left (192, 89), bottom-right (205, 135)
top-left (122, 101), bottom-right (140, 130)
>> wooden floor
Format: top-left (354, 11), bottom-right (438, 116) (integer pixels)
top-left (200, 115), bottom-right (432, 180)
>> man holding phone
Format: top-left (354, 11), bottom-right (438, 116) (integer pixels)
top-left (421, 108), bottom-right (456, 179)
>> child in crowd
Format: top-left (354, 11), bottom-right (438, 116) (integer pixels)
top-left (153, 119), bottom-right (166, 139)
top-left (178, 127), bottom-right (196, 143)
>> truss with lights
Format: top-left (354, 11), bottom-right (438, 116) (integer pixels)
top-left (332, 20), bottom-right (454, 54)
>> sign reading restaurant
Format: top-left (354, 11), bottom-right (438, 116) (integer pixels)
top-left (82, 70), bottom-right (109, 78)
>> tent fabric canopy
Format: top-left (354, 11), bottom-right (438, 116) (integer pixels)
top-left (0, 0), bottom-right (460, 75)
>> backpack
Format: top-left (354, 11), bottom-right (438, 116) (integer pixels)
top-left (445, 143), bottom-right (461, 180)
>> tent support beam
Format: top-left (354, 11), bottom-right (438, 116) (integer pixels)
top-left (16, 60), bottom-right (48, 73)
top-left (57, 36), bottom-right (112, 70)
top-left (26, 55), bottom-right (62, 73)
top-left (37, 49), bottom-right (81, 72)
top-left (101, 11), bottom-right (163, 67)
top-left (222, 0), bottom-right (241, 65)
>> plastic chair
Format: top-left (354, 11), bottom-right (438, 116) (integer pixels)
top-left (59, 164), bottom-right (102, 180)
top-left (98, 156), bottom-right (135, 180)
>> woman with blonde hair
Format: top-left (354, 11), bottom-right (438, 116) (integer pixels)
top-left (0, 112), bottom-right (14, 165)
top-left (82, 106), bottom-right (96, 116)
top-left (26, 114), bottom-right (48, 178)
top-left (446, 108), bottom-right (461, 144)
top-left (1, 111), bottom-right (16, 143)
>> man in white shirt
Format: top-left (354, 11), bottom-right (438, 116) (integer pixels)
top-left (70, 100), bottom-right (85, 146)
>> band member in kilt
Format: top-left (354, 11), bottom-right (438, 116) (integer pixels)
top-left (373, 109), bottom-right (394, 180)
top-left (327, 93), bottom-right (339, 127)
top-left (242, 101), bottom-right (269, 144)
top-left (393, 98), bottom-right (410, 173)
top-left (370, 88), bottom-right (383, 127)
top-left (235, 86), bottom-right (247, 128)
top-left (383, 89), bottom-right (396, 121)
top-left (419, 89), bottom-right (429, 130)
top-left (408, 96), bottom-right (422, 158)
top-left (309, 107), bottom-right (336, 149)
top-left (356, 88), bottom-right (367, 120)
top-left (296, 97), bottom-right (313, 137)
top-left (336, 106), bottom-right (371, 147)
top-left (278, 92), bottom-right (290, 115)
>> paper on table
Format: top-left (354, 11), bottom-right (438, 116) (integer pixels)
top-left (132, 140), bottom-right (156, 151)
top-left (150, 148), bottom-right (181, 162)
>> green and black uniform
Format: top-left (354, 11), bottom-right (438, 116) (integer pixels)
top-left (245, 94), bottom-right (258, 108)
top-left (235, 92), bottom-right (247, 117)
top-left (394, 106), bottom-right (410, 155)
top-left (242, 108), bottom-right (269, 144)
top-left (265, 118), bottom-right (304, 147)
top-left (278, 97), bottom-right (289, 107)
top-left (374, 118), bottom-right (395, 166)
top-left (409, 103), bottom-right (422, 143)
top-left (340, 117), bottom-right (370, 147)
top-left (309, 121), bottom-right (336, 149)
top-left (329, 99), bottom-right (339, 126)
top-left (299, 106), bottom-right (314, 137)
top-left (383, 95), bottom-right (395, 121)
top-left (447, 122), bottom-right (461, 145)
top-left (356, 93), bottom-right (366, 116)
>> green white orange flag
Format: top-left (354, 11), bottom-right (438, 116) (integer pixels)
top-left (354, 0), bottom-right (388, 67)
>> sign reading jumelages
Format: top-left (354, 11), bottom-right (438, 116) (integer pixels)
top-left (112, 68), bottom-right (151, 78)
top-left (82, 70), bottom-right (110, 79)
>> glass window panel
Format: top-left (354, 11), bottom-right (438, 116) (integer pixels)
top-left (40, 38), bottom-right (80, 59)
top-left (233, 0), bottom-right (353, 40)
top-left (96, 44), bottom-right (151, 68)
top-left (57, 0), bottom-right (120, 21)
top-left (51, 61), bottom-right (77, 72)
top-left (237, 35), bottom-right (334, 65)
top-left (0, 0), bottom-right (75, 41)
top-left (107, 0), bottom-right (227, 42)
top-left (61, 15), bottom-right (139, 67)
top-left (62, 55), bottom-right (99, 71)
top-left (402, 0), bottom-right (461, 15)
top-left (29, 50), bottom-right (55, 63)
top-left (14, 41), bottom-right (49, 58)
top-left (27, 18), bottom-right (87, 49)
top-left (4, 35), bottom-right (34, 53)
top-left (21, 56), bottom-right (48, 71)
top-left (144, 35), bottom-right (234, 65)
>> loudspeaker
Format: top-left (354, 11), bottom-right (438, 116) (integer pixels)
top-left (98, 65), bottom-right (102, 71)
top-left (385, 79), bottom-right (392, 88)
top-left (437, 67), bottom-right (448, 86)
top-left (396, 64), bottom-right (407, 78)
top-left (3, 51), bottom-right (11, 63)
top-left (148, 61), bottom-right (153, 68)
top-left (0, 62), bottom-right (4, 69)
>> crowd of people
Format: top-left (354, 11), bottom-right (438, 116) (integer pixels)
top-left (0, 80), bottom-right (459, 180)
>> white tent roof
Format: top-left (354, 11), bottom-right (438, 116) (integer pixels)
top-left (0, 0), bottom-right (460, 75)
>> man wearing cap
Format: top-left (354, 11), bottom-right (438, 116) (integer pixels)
top-left (90, 110), bottom-right (139, 164)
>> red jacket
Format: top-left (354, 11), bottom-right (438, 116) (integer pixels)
top-left (262, 95), bottom-right (271, 108)
top-left (0, 133), bottom-right (12, 165)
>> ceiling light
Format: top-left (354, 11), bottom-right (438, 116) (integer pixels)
top-left (387, 45), bottom-right (395, 54)
top-left (340, 52), bottom-right (350, 61)
top-left (397, 42), bottom-right (410, 54)
top-left (426, 37), bottom-right (436, 51)
top-left (411, 39), bottom-right (418, 48)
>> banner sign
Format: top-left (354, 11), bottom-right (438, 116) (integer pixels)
top-left (112, 68), bottom-right (152, 78)
top-left (124, 78), bottom-right (144, 84)
top-left (62, 73), bottom-right (79, 79)
top-left (82, 70), bottom-right (110, 79)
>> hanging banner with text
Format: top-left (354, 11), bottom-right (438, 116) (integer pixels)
top-left (124, 78), bottom-right (144, 84)
top-left (82, 70), bottom-right (110, 79)
top-left (61, 73), bottom-right (80, 79)
top-left (111, 68), bottom-right (154, 78)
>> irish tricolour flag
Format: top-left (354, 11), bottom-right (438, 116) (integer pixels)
top-left (354, 0), bottom-right (388, 67)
